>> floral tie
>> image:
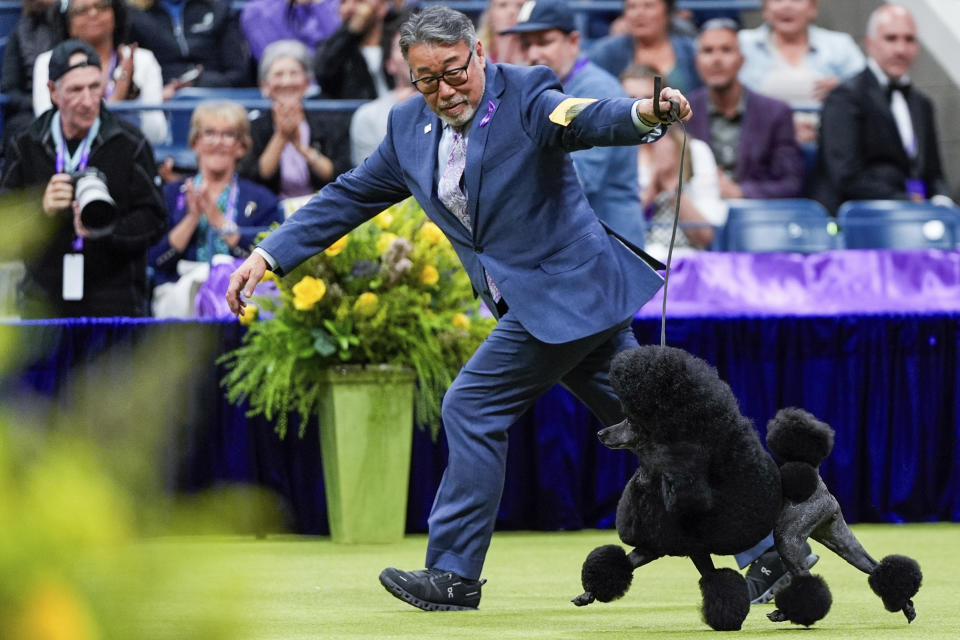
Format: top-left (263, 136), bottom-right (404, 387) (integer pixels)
top-left (437, 129), bottom-right (501, 303)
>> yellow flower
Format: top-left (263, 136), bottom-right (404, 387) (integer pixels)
top-left (452, 313), bottom-right (470, 330)
top-left (325, 235), bottom-right (349, 256)
top-left (419, 265), bottom-right (439, 286)
top-left (9, 577), bottom-right (99, 640)
top-left (353, 292), bottom-right (379, 317)
top-left (239, 303), bottom-right (259, 326)
top-left (292, 276), bottom-right (326, 310)
top-left (377, 232), bottom-right (398, 254)
top-left (420, 222), bottom-right (444, 245)
top-left (374, 211), bottom-right (394, 229)
top-left (261, 270), bottom-right (277, 283)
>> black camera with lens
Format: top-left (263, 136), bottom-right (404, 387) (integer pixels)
top-left (71, 167), bottom-right (118, 238)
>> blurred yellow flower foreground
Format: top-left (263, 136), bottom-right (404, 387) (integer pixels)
top-left (219, 198), bottom-right (496, 437)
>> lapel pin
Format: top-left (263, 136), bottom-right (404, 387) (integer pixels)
top-left (424, 123), bottom-right (432, 134)
top-left (479, 101), bottom-right (497, 128)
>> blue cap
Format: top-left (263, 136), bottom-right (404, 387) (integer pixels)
top-left (500, 0), bottom-right (576, 35)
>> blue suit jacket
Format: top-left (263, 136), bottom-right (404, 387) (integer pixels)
top-left (259, 62), bottom-right (664, 344)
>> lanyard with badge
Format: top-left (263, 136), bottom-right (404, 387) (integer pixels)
top-left (52, 112), bottom-right (100, 301)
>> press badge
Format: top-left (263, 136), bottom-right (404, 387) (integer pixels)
top-left (62, 253), bottom-right (84, 300)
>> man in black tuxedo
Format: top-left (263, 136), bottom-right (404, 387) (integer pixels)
top-left (811, 3), bottom-right (954, 213)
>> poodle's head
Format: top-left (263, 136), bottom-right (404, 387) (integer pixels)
top-left (766, 408), bottom-right (834, 466)
top-left (609, 345), bottom-right (747, 442)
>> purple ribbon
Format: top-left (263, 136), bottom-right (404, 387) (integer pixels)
top-left (479, 101), bottom-right (496, 128)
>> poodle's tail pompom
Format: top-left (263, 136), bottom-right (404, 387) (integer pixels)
top-left (780, 461), bottom-right (820, 503)
top-left (772, 573), bottom-right (832, 627)
top-left (580, 544), bottom-right (634, 603)
top-left (869, 555), bottom-right (922, 618)
top-left (699, 568), bottom-right (750, 631)
top-left (766, 408), bottom-right (834, 466)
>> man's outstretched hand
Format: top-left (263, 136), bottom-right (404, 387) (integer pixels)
top-left (226, 252), bottom-right (269, 316)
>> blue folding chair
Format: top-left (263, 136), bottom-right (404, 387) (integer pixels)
top-left (720, 198), bottom-right (836, 252)
top-left (838, 200), bottom-right (960, 250)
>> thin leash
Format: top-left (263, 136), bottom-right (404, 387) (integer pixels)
top-left (652, 75), bottom-right (687, 348)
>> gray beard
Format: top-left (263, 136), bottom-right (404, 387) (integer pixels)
top-left (436, 72), bottom-right (486, 128)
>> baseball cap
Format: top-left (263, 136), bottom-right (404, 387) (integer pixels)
top-left (49, 39), bottom-right (102, 82)
top-left (500, 0), bottom-right (576, 35)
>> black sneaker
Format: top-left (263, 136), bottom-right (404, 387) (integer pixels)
top-left (379, 567), bottom-right (485, 611)
top-left (745, 543), bottom-right (819, 605)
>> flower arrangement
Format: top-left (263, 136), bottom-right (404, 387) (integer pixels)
top-left (219, 198), bottom-right (496, 438)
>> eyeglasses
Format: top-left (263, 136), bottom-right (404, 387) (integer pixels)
top-left (410, 51), bottom-right (473, 95)
top-left (199, 128), bottom-right (241, 142)
top-left (69, 0), bottom-right (113, 18)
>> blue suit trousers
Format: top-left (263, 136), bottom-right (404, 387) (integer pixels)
top-left (425, 313), bottom-right (637, 580)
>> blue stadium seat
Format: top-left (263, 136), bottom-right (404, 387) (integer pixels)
top-left (721, 198), bottom-right (836, 252)
top-left (838, 200), bottom-right (960, 250)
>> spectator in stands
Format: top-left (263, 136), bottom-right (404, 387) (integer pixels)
top-left (150, 101), bottom-right (281, 316)
top-left (1, 0), bottom-right (60, 154)
top-left (313, 0), bottom-right (394, 99)
top-left (588, 0), bottom-right (701, 94)
top-left (620, 64), bottom-right (726, 260)
top-left (241, 0), bottom-right (341, 62)
top-left (687, 18), bottom-right (803, 199)
top-left (0, 40), bottom-right (167, 318)
top-left (126, 0), bottom-right (251, 99)
top-left (811, 4), bottom-right (954, 214)
top-left (505, 0), bottom-right (646, 248)
top-left (477, 0), bottom-right (525, 64)
top-left (738, 0), bottom-right (864, 143)
top-left (350, 23), bottom-right (415, 167)
top-left (238, 40), bottom-right (349, 198)
top-left (32, 0), bottom-right (168, 145)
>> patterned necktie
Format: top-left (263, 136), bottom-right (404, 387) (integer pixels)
top-left (438, 130), bottom-right (471, 230)
top-left (436, 128), bottom-right (501, 302)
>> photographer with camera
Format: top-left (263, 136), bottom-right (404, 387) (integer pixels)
top-left (0, 40), bottom-right (167, 318)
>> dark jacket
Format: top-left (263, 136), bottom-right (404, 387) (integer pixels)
top-left (149, 176), bottom-right (282, 285)
top-left (127, 0), bottom-right (251, 86)
top-left (811, 68), bottom-right (950, 213)
top-left (1, 9), bottom-right (59, 145)
top-left (0, 107), bottom-right (168, 317)
top-left (687, 86), bottom-right (804, 199)
top-left (237, 109), bottom-right (352, 194)
top-left (313, 24), bottom-right (395, 99)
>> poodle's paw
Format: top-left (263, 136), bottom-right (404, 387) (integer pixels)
top-left (571, 591), bottom-right (595, 607)
top-left (699, 568), bottom-right (750, 631)
top-left (767, 609), bottom-right (787, 622)
top-left (580, 545), bottom-right (634, 603)
top-left (868, 554), bottom-right (922, 618)
top-left (772, 573), bottom-right (832, 627)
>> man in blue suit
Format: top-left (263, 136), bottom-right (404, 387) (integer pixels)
top-left (226, 6), bottom-right (691, 611)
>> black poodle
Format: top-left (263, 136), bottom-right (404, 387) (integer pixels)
top-left (573, 346), bottom-right (922, 631)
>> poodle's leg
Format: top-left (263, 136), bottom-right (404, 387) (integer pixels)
top-left (627, 548), bottom-right (659, 570)
top-left (692, 552), bottom-right (750, 631)
top-left (810, 509), bottom-right (878, 575)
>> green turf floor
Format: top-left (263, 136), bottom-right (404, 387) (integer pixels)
top-left (89, 523), bottom-right (959, 639)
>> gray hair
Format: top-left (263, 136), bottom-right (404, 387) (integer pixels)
top-left (695, 17), bottom-right (740, 49)
top-left (866, 3), bottom-right (911, 39)
top-left (399, 6), bottom-right (478, 60)
top-left (259, 39), bottom-right (313, 84)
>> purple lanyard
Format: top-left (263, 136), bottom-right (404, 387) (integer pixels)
top-left (104, 51), bottom-right (118, 100)
top-left (563, 58), bottom-right (590, 88)
top-left (55, 118), bottom-right (96, 252)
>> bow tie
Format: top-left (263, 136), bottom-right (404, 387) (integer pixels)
top-left (886, 80), bottom-right (911, 99)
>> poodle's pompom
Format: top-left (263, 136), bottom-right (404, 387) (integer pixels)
top-left (869, 555), bottom-right (922, 612)
top-left (699, 568), bottom-right (750, 631)
top-left (581, 545), bottom-right (634, 602)
top-left (766, 408), bottom-right (834, 466)
top-left (780, 461), bottom-right (820, 502)
top-left (773, 573), bottom-right (832, 627)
